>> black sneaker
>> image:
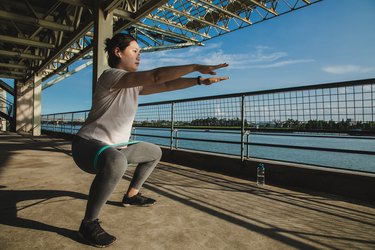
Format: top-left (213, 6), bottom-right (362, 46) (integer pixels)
top-left (122, 193), bottom-right (156, 207)
top-left (78, 219), bottom-right (116, 248)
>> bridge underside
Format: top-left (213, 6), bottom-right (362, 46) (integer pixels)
top-left (0, 0), bottom-right (321, 134)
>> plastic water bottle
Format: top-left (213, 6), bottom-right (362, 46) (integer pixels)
top-left (257, 163), bottom-right (265, 186)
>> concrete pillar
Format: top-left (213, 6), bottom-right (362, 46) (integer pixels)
top-left (15, 74), bottom-right (42, 135)
top-left (0, 88), bottom-right (6, 131)
top-left (32, 74), bottom-right (42, 136)
top-left (11, 80), bottom-right (16, 132)
top-left (16, 81), bottom-right (33, 133)
top-left (92, 1), bottom-right (113, 95)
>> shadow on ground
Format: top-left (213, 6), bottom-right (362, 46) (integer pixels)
top-left (0, 188), bottom-right (87, 244)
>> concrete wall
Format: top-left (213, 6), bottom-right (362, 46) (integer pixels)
top-left (16, 83), bottom-right (33, 133)
top-left (0, 88), bottom-right (6, 131)
top-left (15, 76), bottom-right (42, 135)
top-left (32, 78), bottom-right (42, 136)
top-left (160, 147), bottom-right (375, 203)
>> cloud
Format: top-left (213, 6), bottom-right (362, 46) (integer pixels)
top-left (199, 48), bottom-right (290, 68)
top-left (322, 65), bottom-right (375, 74)
top-left (247, 59), bottom-right (316, 69)
top-left (214, 104), bottom-right (225, 117)
top-left (139, 43), bottom-right (314, 70)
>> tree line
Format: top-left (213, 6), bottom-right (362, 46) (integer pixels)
top-left (134, 117), bottom-right (375, 131)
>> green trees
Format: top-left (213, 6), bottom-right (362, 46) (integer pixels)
top-left (133, 117), bottom-right (375, 132)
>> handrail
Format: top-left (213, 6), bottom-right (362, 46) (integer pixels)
top-left (132, 132), bottom-right (375, 155)
top-left (0, 96), bottom-right (13, 117)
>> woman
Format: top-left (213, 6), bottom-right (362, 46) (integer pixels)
top-left (72, 33), bottom-right (229, 247)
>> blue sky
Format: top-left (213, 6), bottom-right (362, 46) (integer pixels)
top-left (3, 0), bottom-right (375, 114)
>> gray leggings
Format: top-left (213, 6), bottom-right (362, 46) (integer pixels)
top-left (72, 136), bottom-right (162, 220)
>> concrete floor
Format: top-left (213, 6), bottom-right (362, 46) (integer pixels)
top-left (0, 132), bottom-right (375, 250)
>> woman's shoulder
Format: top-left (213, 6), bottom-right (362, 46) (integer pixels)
top-left (102, 68), bottom-right (126, 76)
top-left (99, 68), bottom-right (126, 81)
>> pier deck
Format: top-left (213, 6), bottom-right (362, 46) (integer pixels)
top-left (1, 132), bottom-right (374, 249)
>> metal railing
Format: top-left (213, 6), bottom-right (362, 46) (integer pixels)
top-left (0, 96), bottom-right (13, 117)
top-left (42, 78), bottom-right (375, 172)
top-left (0, 96), bottom-right (13, 130)
top-left (42, 110), bottom-right (90, 135)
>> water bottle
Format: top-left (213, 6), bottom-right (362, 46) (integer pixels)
top-left (257, 163), bottom-right (265, 186)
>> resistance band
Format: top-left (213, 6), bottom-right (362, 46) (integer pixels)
top-left (93, 140), bottom-right (141, 171)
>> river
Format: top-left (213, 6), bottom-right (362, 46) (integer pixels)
top-left (43, 125), bottom-right (375, 173)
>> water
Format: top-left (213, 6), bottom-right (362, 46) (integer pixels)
top-left (133, 128), bottom-right (375, 173)
top-left (42, 125), bottom-right (375, 173)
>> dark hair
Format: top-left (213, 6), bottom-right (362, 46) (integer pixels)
top-left (104, 33), bottom-right (136, 68)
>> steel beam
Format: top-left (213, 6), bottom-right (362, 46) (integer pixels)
top-left (0, 50), bottom-right (45, 60)
top-left (113, 8), bottom-right (135, 21)
top-left (114, 8), bottom-right (199, 43)
top-left (102, 0), bottom-right (123, 15)
top-left (161, 5), bottom-right (230, 32)
top-left (137, 29), bottom-right (161, 45)
top-left (0, 74), bottom-right (23, 80)
top-left (32, 19), bottom-right (93, 78)
top-left (248, 0), bottom-right (278, 16)
top-left (0, 70), bottom-right (25, 76)
top-left (0, 0), bottom-right (322, 85)
top-left (58, 0), bottom-right (93, 8)
top-left (142, 42), bottom-right (201, 52)
top-left (65, 48), bottom-right (82, 54)
top-left (0, 62), bottom-right (28, 69)
top-left (114, 0), bottom-right (169, 34)
top-left (0, 10), bottom-right (75, 32)
top-left (40, 45), bottom-right (93, 83)
top-left (43, 60), bottom-right (93, 90)
top-left (133, 23), bottom-right (199, 43)
top-left (0, 35), bottom-right (55, 49)
top-left (193, 0), bottom-right (252, 25)
top-left (145, 15), bottom-right (211, 39)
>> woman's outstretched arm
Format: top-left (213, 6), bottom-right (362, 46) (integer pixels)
top-left (140, 76), bottom-right (229, 95)
top-left (113, 63), bottom-right (228, 89)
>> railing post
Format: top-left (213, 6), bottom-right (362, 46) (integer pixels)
top-left (60, 114), bottom-right (63, 133)
top-left (240, 95), bottom-right (245, 161)
top-left (246, 130), bottom-right (250, 159)
top-left (9, 103), bottom-right (13, 117)
top-left (71, 112), bottom-right (74, 134)
top-left (175, 129), bottom-right (179, 149)
top-left (170, 102), bottom-right (175, 150)
top-left (53, 114), bottom-right (56, 132)
top-left (132, 127), bottom-right (136, 140)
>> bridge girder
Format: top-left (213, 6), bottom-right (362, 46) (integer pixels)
top-left (0, 0), bottom-right (322, 89)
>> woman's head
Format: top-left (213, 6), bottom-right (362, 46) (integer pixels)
top-left (105, 33), bottom-right (140, 71)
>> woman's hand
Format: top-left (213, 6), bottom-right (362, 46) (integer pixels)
top-left (200, 76), bottom-right (229, 85)
top-left (196, 63), bottom-right (229, 75)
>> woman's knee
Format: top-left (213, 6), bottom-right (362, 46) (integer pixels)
top-left (143, 142), bottom-right (162, 161)
top-left (99, 149), bottom-right (128, 174)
